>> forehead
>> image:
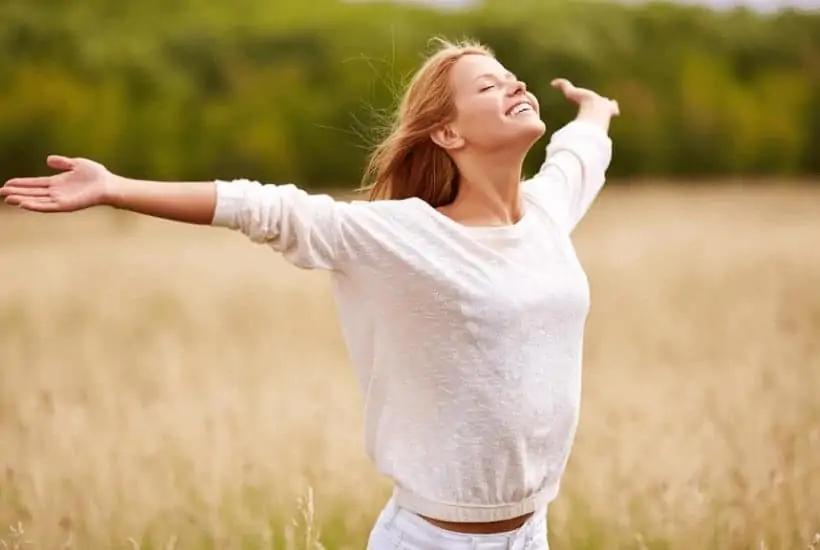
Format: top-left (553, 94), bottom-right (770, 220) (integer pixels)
top-left (450, 54), bottom-right (512, 87)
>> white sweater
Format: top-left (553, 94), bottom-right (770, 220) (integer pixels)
top-left (211, 120), bottom-right (613, 523)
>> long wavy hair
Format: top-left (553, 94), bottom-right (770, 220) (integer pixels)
top-left (360, 38), bottom-right (494, 208)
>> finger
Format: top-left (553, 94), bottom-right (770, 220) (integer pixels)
top-left (17, 197), bottom-right (64, 213)
top-left (2, 176), bottom-right (53, 189)
top-left (1, 187), bottom-right (52, 198)
top-left (611, 99), bottom-right (620, 116)
top-left (47, 155), bottom-right (76, 172)
top-left (550, 79), bottom-right (574, 95)
top-left (4, 194), bottom-right (36, 207)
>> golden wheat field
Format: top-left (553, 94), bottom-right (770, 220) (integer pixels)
top-left (0, 183), bottom-right (819, 550)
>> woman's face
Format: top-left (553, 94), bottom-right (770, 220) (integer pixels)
top-left (446, 53), bottom-right (546, 153)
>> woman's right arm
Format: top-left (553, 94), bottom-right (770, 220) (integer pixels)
top-left (114, 177), bottom-right (362, 271)
top-left (2, 155), bottom-right (366, 271)
top-left (2, 155), bottom-right (218, 224)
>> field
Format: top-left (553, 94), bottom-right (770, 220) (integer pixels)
top-left (1, 183), bottom-right (819, 550)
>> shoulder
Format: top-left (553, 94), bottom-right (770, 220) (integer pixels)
top-left (330, 196), bottom-right (450, 268)
top-left (340, 196), bottom-right (433, 226)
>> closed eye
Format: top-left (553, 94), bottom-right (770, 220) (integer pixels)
top-left (480, 85), bottom-right (495, 92)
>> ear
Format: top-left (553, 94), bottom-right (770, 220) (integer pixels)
top-left (430, 123), bottom-right (465, 151)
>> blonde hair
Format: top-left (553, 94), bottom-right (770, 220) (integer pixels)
top-left (360, 38), bottom-right (494, 207)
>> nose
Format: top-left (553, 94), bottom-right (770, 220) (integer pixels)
top-left (508, 79), bottom-right (527, 96)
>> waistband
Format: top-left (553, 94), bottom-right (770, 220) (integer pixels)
top-left (380, 496), bottom-right (548, 550)
top-left (391, 483), bottom-right (559, 523)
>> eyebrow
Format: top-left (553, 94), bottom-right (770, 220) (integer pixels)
top-left (474, 71), bottom-right (518, 82)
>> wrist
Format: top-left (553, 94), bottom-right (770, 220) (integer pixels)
top-left (575, 95), bottom-right (615, 131)
top-left (102, 173), bottom-right (126, 208)
top-left (577, 94), bottom-right (610, 112)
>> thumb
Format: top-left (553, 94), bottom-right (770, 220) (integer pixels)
top-left (46, 155), bottom-right (76, 172)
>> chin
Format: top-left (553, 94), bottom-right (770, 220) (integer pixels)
top-left (472, 118), bottom-right (547, 152)
top-left (512, 118), bottom-right (546, 146)
top-left (529, 119), bottom-right (547, 138)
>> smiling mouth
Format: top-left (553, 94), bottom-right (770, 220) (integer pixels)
top-left (506, 102), bottom-right (535, 117)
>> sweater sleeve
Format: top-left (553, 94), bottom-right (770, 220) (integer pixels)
top-left (210, 179), bottom-right (355, 271)
top-left (522, 120), bottom-right (613, 234)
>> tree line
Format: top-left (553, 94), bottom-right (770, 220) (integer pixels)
top-left (0, 0), bottom-right (818, 190)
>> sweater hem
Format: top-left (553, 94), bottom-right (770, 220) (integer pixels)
top-left (391, 484), bottom-right (559, 523)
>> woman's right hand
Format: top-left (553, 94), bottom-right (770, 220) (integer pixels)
top-left (1, 155), bottom-right (116, 213)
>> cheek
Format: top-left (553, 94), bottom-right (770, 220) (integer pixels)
top-left (527, 92), bottom-right (540, 113)
top-left (456, 98), bottom-right (505, 134)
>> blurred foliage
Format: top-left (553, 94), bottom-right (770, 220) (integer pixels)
top-left (0, 0), bottom-right (818, 187)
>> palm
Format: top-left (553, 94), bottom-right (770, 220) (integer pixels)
top-left (1, 156), bottom-right (110, 212)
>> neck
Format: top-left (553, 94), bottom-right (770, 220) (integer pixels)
top-left (445, 150), bottom-right (527, 227)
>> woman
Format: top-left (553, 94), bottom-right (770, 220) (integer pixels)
top-left (2, 39), bottom-right (618, 549)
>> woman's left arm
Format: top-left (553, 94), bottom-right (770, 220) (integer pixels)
top-left (523, 79), bottom-right (619, 234)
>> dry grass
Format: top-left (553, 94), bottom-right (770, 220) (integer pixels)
top-left (0, 183), bottom-right (818, 549)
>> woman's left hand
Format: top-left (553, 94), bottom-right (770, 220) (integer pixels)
top-left (551, 78), bottom-right (620, 117)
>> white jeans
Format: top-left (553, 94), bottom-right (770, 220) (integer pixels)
top-left (367, 497), bottom-right (549, 550)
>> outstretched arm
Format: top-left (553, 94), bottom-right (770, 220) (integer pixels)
top-left (2, 156), bottom-right (358, 271)
top-left (522, 79), bottom-right (619, 234)
top-left (2, 155), bottom-right (218, 224)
